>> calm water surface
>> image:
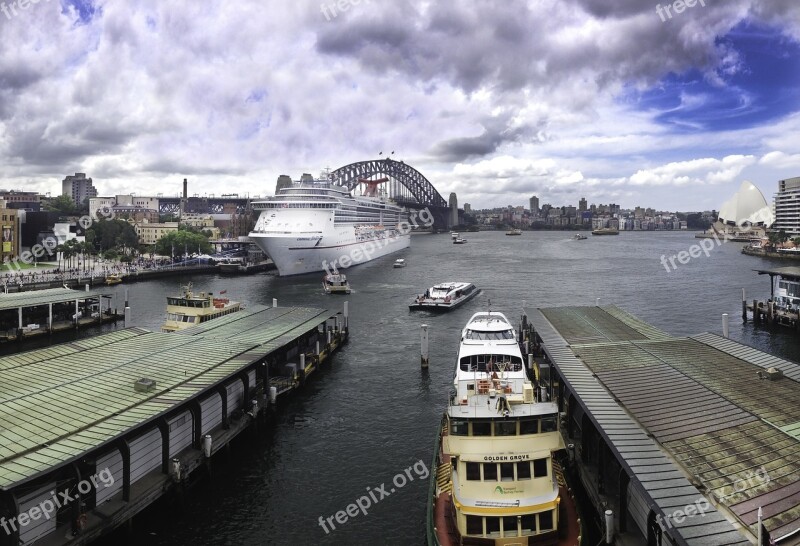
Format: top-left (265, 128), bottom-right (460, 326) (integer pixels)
top-left (29, 231), bottom-right (797, 546)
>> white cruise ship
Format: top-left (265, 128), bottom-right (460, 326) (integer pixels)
top-left (249, 175), bottom-right (410, 276)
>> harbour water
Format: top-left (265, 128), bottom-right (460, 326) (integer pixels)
top-left (56, 230), bottom-right (797, 545)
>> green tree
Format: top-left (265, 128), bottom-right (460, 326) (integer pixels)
top-left (155, 229), bottom-right (212, 258)
top-left (44, 195), bottom-right (78, 215)
top-left (86, 219), bottom-right (139, 255)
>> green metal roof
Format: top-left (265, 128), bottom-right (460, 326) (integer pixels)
top-left (0, 287), bottom-right (107, 312)
top-left (532, 305), bottom-right (800, 542)
top-left (0, 305), bottom-right (333, 491)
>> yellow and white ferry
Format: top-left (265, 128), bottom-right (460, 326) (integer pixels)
top-left (161, 284), bottom-right (242, 332)
top-left (429, 311), bottom-right (581, 545)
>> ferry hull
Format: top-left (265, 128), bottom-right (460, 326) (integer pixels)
top-left (250, 232), bottom-right (410, 276)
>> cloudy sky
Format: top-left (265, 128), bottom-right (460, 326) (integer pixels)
top-left (1, 0), bottom-right (799, 211)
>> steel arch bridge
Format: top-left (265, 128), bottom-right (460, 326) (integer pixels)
top-left (331, 158), bottom-right (456, 228)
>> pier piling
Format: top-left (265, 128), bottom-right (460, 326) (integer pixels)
top-left (124, 306), bottom-right (131, 328)
top-left (605, 510), bottom-right (614, 544)
top-left (722, 313), bottom-right (730, 338)
top-left (343, 301), bottom-right (349, 330)
top-left (273, 298), bottom-right (278, 307)
top-left (420, 324), bottom-right (429, 368)
top-left (742, 289), bottom-right (747, 323)
top-left (596, 298), bottom-right (601, 306)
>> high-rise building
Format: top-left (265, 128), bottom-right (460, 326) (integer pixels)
top-left (463, 203), bottom-right (471, 214)
top-left (449, 192), bottom-right (459, 227)
top-left (529, 195), bottom-right (539, 216)
top-left (773, 176), bottom-right (800, 235)
top-left (62, 173), bottom-right (98, 205)
top-left (579, 197), bottom-right (587, 212)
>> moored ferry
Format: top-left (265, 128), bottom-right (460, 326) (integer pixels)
top-left (428, 311), bottom-right (581, 545)
top-left (161, 284), bottom-right (242, 332)
top-left (249, 173), bottom-right (410, 276)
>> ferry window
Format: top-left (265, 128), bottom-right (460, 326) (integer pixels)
top-left (517, 461), bottom-right (531, 480)
top-left (466, 516), bottom-right (483, 535)
top-left (472, 422), bottom-right (491, 436)
top-left (495, 421), bottom-right (516, 436)
top-left (533, 458), bottom-right (548, 478)
top-left (538, 510), bottom-right (554, 532)
top-left (503, 516), bottom-right (518, 537)
top-left (520, 418), bottom-right (539, 434)
top-left (500, 463), bottom-right (514, 481)
top-left (450, 419), bottom-right (469, 436)
top-left (541, 416), bottom-right (557, 432)
top-left (486, 517), bottom-right (500, 537)
top-left (466, 462), bottom-right (481, 481)
top-left (483, 463), bottom-right (497, 481)
top-left (520, 514), bottom-right (536, 534)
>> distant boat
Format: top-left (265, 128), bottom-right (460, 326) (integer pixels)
top-left (453, 237), bottom-right (467, 244)
top-left (572, 233), bottom-right (587, 240)
top-left (409, 282), bottom-right (479, 311)
top-left (450, 231), bottom-right (459, 240)
top-left (323, 268), bottom-right (351, 294)
top-left (505, 228), bottom-right (522, 236)
top-left (105, 274), bottom-right (123, 285)
top-left (393, 258), bottom-right (407, 268)
top-left (592, 228), bottom-right (619, 235)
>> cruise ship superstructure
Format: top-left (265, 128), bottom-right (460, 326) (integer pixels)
top-left (249, 175), bottom-right (410, 276)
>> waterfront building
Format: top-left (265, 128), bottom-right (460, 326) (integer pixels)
top-left (133, 221), bottom-right (180, 245)
top-left (0, 190), bottom-right (41, 211)
top-left (0, 205), bottom-right (20, 262)
top-left (714, 180), bottom-right (772, 239)
top-left (578, 197), bottom-right (587, 212)
top-left (62, 172), bottom-right (98, 205)
top-left (773, 176), bottom-right (800, 236)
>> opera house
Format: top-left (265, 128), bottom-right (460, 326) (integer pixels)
top-left (710, 180), bottom-right (773, 240)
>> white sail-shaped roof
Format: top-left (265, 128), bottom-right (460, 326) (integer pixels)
top-left (718, 181), bottom-right (773, 227)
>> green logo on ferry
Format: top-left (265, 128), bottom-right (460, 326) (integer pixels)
top-left (494, 486), bottom-right (504, 495)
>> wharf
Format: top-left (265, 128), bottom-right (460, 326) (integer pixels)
top-left (525, 305), bottom-right (800, 546)
top-left (0, 303), bottom-right (348, 545)
top-left (745, 266), bottom-right (800, 329)
top-left (0, 288), bottom-right (122, 342)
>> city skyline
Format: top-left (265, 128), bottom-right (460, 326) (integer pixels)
top-left (0, 1), bottom-right (798, 211)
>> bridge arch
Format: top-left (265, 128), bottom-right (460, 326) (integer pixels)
top-left (331, 158), bottom-right (448, 209)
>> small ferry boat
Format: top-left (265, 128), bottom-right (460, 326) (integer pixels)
top-left (393, 259), bottom-right (407, 268)
top-left (161, 284), bottom-right (242, 332)
top-left (410, 282), bottom-right (479, 311)
top-left (506, 228), bottom-right (522, 236)
top-left (105, 274), bottom-right (123, 285)
top-left (572, 233), bottom-right (587, 240)
top-left (428, 311), bottom-right (582, 546)
top-left (323, 268), bottom-right (352, 294)
top-left (453, 237), bottom-right (468, 244)
top-left (451, 232), bottom-right (459, 240)
top-left (591, 228), bottom-right (619, 235)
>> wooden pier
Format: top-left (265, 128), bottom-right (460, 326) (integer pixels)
top-left (523, 305), bottom-right (800, 545)
top-left (0, 287), bottom-right (123, 342)
top-left (0, 303), bottom-right (349, 546)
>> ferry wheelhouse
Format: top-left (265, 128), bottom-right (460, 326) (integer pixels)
top-left (429, 311), bottom-right (580, 545)
top-left (161, 284), bottom-right (242, 332)
top-left (249, 174), bottom-right (410, 276)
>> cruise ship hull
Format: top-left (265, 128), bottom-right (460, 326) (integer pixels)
top-left (250, 231), bottom-right (410, 276)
